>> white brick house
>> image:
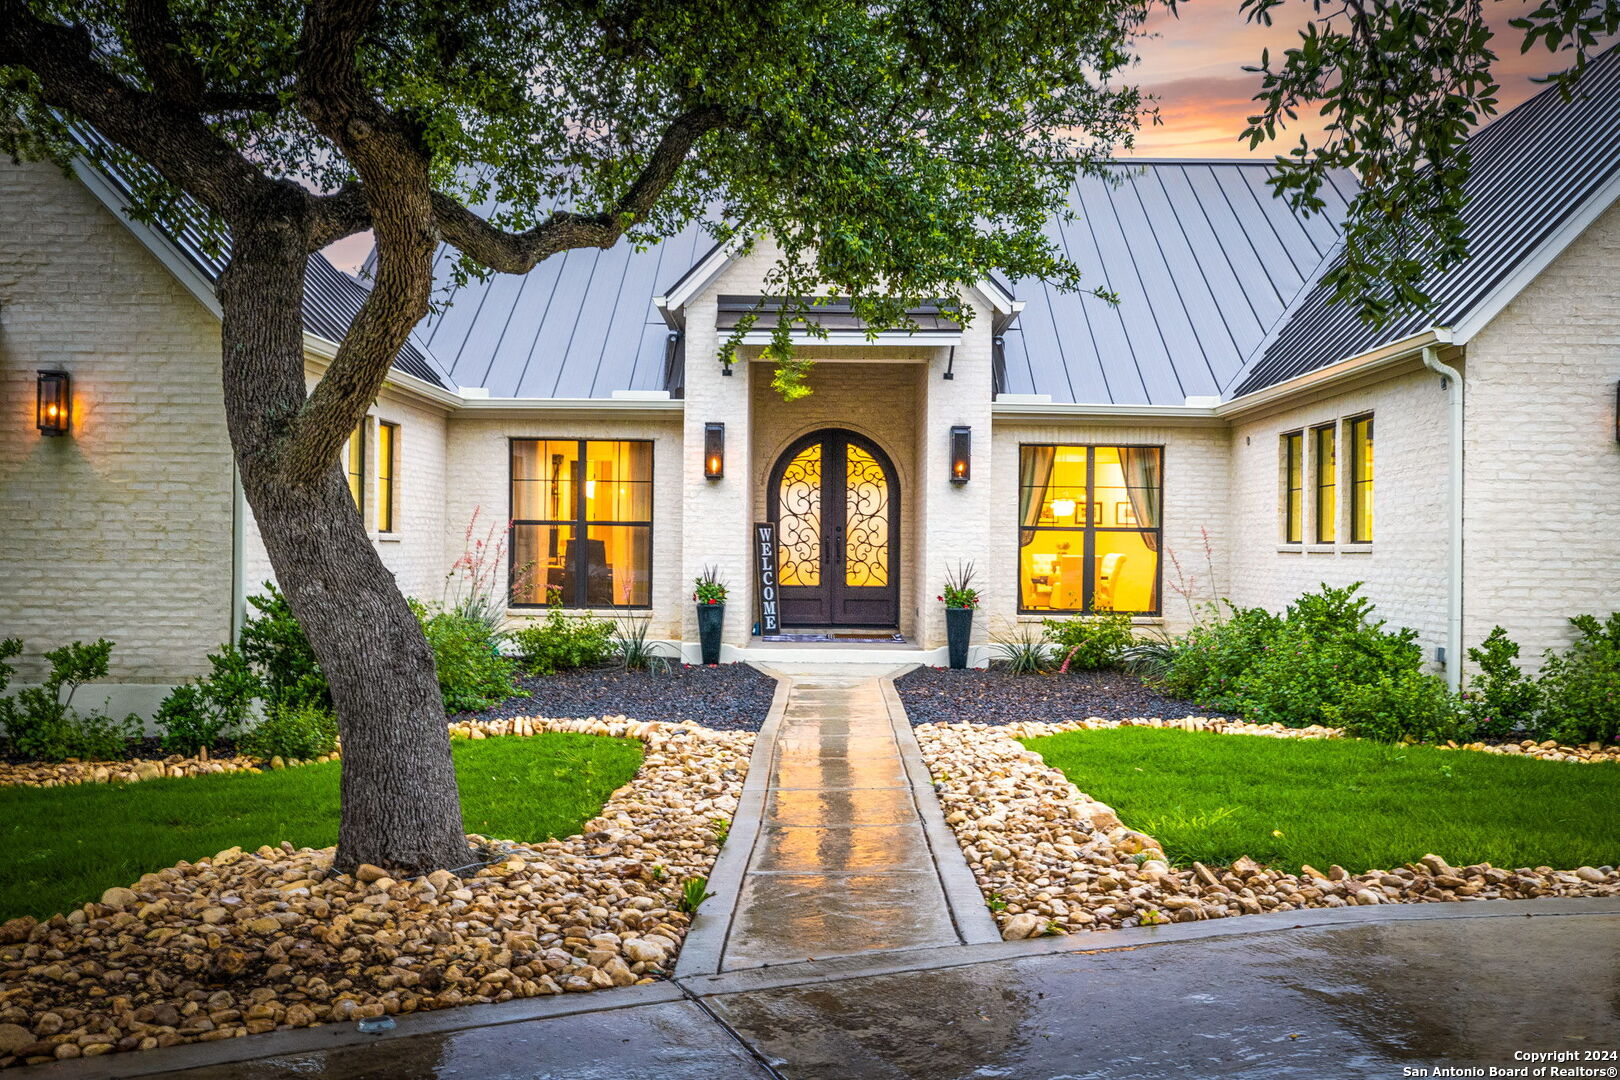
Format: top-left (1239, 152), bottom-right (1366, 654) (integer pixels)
top-left (2, 58), bottom-right (1616, 712)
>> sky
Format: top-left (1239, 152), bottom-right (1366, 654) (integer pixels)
top-left (325, 3), bottom-right (1580, 271)
top-left (1127, 1), bottom-right (1566, 157)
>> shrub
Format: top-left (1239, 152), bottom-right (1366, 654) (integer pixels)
top-left (1464, 627), bottom-right (1541, 739)
top-left (238, 583), bottom-right (329, 712)
top-left (990, 624), bottom-right (1051, 674)
top-left (1044, 612), bottom-right (1135, 672)
top-left (0, 638), bottom-right (137, 762)
top-left (1155, 583), bottom-right (1429, 729)
top-left (1535, 613), bottom-right (1620, 746)
top-left (412, 601), bottom-right (522, 713)
top-left (510, 608), bottom-right (616, 676)
top-left (238, 701), bottom-right (339, 762)
top-left (1325, 669), bottom-right (1474, 744)
top-left (615, 618), bottom-right (675, 673)
top-left (153, 645), bottom-right (259, 755)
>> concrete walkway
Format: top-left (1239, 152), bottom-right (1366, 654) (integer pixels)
top-left (713, 664), bottom-right (992, 969)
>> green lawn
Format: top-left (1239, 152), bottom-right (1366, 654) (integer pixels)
top-left (1024, 727), bottom-right (1620, 875)
top-left (0, 732), bottom-right (643, 921)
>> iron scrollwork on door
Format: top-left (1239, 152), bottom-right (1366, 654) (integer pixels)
top-left (843, 444), bottom-right (889, 586)
top-left (777, 442), bottom-right (822, 586)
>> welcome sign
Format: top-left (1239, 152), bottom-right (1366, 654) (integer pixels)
top-left (754, 521), bottom-right (780, 635)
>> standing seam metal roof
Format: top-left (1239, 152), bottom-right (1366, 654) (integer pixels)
top-left (1230, 44), bottom-right (1620, 397)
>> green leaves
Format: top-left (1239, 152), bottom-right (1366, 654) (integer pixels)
top-left (1236, 0), bottom-right (1615, 327)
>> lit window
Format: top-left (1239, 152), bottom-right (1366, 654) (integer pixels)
top-left (377, 421), bottom-right (398, 533)
top-left (1281, 431), bottom-right (1303, 544)
top-left (510, 439), bottom-right (652, 608)
top-left (1017, 445), bottom-right (1162, 614)
top-left (345, 422), bottom-right (365, 513)
top-left (1313, 423), bottom-right (1337, 543)
top-left (1349, 414), bottom-right (1373, 543)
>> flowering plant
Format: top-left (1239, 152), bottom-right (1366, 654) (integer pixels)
top-left (939, 561), bottom-right (980, 609)
top-left (693, 565), bottom-right (728, 605)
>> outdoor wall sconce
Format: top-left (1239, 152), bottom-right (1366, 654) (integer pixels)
top-left (36, 370), bottom-right (70, 436)
top-left (704, 422), bottom-right (725, 479)
top-left (949, 425), bottom-right (971, 484)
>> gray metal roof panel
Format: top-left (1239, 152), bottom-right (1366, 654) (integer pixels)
top-left (1002, 162), bottom-right (1354, 405)
top-left (1231, 44), bottom-right (1620, 398)
top-left (71, 125), bottom-right (451, 390)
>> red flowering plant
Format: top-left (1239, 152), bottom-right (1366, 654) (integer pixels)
top-left (693, 565), bottom-right (728, 606)
top-left (445, 506), bottom-right (531, 635)
top-left (939, 561), bottom-right (980, 609)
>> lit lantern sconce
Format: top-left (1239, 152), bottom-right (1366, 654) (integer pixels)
top-left (36, 370), bottom-right (70, 436)
top-left (949, 425), bottom-right (971, 484)
top-left (704, 422), bottom-right (725, 480)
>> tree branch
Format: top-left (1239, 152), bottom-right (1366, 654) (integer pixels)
top-left (124, 0), bottom-right (204, 106)
top-left (433, 105), bottom-right (730, 274)
top-left (0, 1), bottom-right (272, 221)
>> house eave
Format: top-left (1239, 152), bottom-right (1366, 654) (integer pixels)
top-left (1216, 329), bottom-right (1451, 420)
top-left (452, 395), bottom-right (686, 420)
top-left (991, 400), bottom-right (1224, 427)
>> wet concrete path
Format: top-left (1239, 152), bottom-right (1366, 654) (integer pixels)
top-left (721, 666), bottom-right (960, 969)
top-left (141, 903), bottom-right (1620, 1080)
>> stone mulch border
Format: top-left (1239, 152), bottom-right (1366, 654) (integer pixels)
top-left (0, 712), bottom-right (697, 790)
top-left (915, 718), bottom-right (1620, 943)
top-left (0, 716), bottom-right (751, 1069)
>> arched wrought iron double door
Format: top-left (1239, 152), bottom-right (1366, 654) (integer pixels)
top-left (769, 429), bottom-right (900, 628)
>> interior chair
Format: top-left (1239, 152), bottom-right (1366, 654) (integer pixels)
top-left (1096, 552), bottom-right (1126, 611)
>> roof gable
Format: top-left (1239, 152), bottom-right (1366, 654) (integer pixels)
top-left (1229, 44), bottom-right (1620, 399)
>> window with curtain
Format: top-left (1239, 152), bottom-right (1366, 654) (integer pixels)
top-left (377, 421), bottom-right (398, 533)
top-left (1349, 414), bottom-right (1373, 543)
top-left (1017, 444), bottom-right (1162, 614)
top-left (1313, 423), bottom-right (1337, 543)
top-left (510, 439), bottom-right (652, 608)
top-left (344, 422), bottom-right (365, 514)
top-left (1281, 431), bottom-right (1303, 544)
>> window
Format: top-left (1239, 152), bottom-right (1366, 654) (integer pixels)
top-left (1313, 423), bottom-right (1337, 543)
top-left (345, 422), bottom-right (365, 512)
top-left (376, 421), bottom-right (398, 533)
top-left (510, 439), bottom-right (652, 608)
top-left (1281, 431), bottom-right (1304, 544)
top-left (1017, 445), bottom-right (1162, 614)
top-left (1348, 414), bottom-right (1373, 543)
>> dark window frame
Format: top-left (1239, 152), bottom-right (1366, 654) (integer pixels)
top-left (1015, 442), bottom-right (1164, 617)
top-left (508, 437), bottom-right (654, 610)
top-left (377, 420), bottom-right (398, 534)
top-left (1282, 430), bottom-right (1304, 544)
top-left (1348, 413), bottom-right (1374, 543)
top-left (1313, 422), bottom-right (1337, 544)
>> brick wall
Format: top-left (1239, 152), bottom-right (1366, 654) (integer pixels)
top-left (0, 159), bottom-right (233, 703)
top-left (1226, 366), bottom-right (1452, 662)
top-left (1461, 199), bottom-right (1620, 663)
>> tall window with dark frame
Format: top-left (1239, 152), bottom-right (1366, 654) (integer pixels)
top-left (345, 422), bottom-right (365, 514)
top-left (1017, 445), bottom-right (1162, 615)
top-left (510, 439), bottom-right (652, 608)
top-left (1313, 423), bottom-right (1337, 544)
top-left (1281, 431), bottom-right (1304, 544)
top-left (1348, 414), bottom-right (1374, 543)
top-left (376, 421), bottom-right (398, 534)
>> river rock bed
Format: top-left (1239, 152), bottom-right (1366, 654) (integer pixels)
top-left (0, 717), bottom-right (751, 1069)
top-left (916, 719), bottom-right (1620, 942)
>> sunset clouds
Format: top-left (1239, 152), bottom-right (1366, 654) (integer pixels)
top-left (1127, 1), bottom-right (1578, 158)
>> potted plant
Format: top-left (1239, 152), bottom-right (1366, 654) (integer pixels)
top-left (939, 561), bottom-right (980, 669)
top-left (693, 566), bottom-right (728, 665)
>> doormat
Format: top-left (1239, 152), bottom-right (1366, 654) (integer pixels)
top-left (762, 631), bottom-right (907, 644)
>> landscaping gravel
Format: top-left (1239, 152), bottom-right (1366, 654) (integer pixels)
top-left (456, 664), bottom-right (778, 732)
top-left (895, 666), bottom-right (1229, 726)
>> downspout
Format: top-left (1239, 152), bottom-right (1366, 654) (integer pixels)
top-left (1421, 344), bottom-right (1464, 691)
top-left (231, 464), bottom-right (246, 645)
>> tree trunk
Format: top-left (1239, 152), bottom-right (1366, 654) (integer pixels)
top-left (218, 203), bottom-right (471, 875)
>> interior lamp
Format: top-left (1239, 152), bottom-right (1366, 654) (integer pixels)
top-left (36, 370), bottom-right (70, 436)
top-left (1050, 498), bottom-right (1077, 520)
